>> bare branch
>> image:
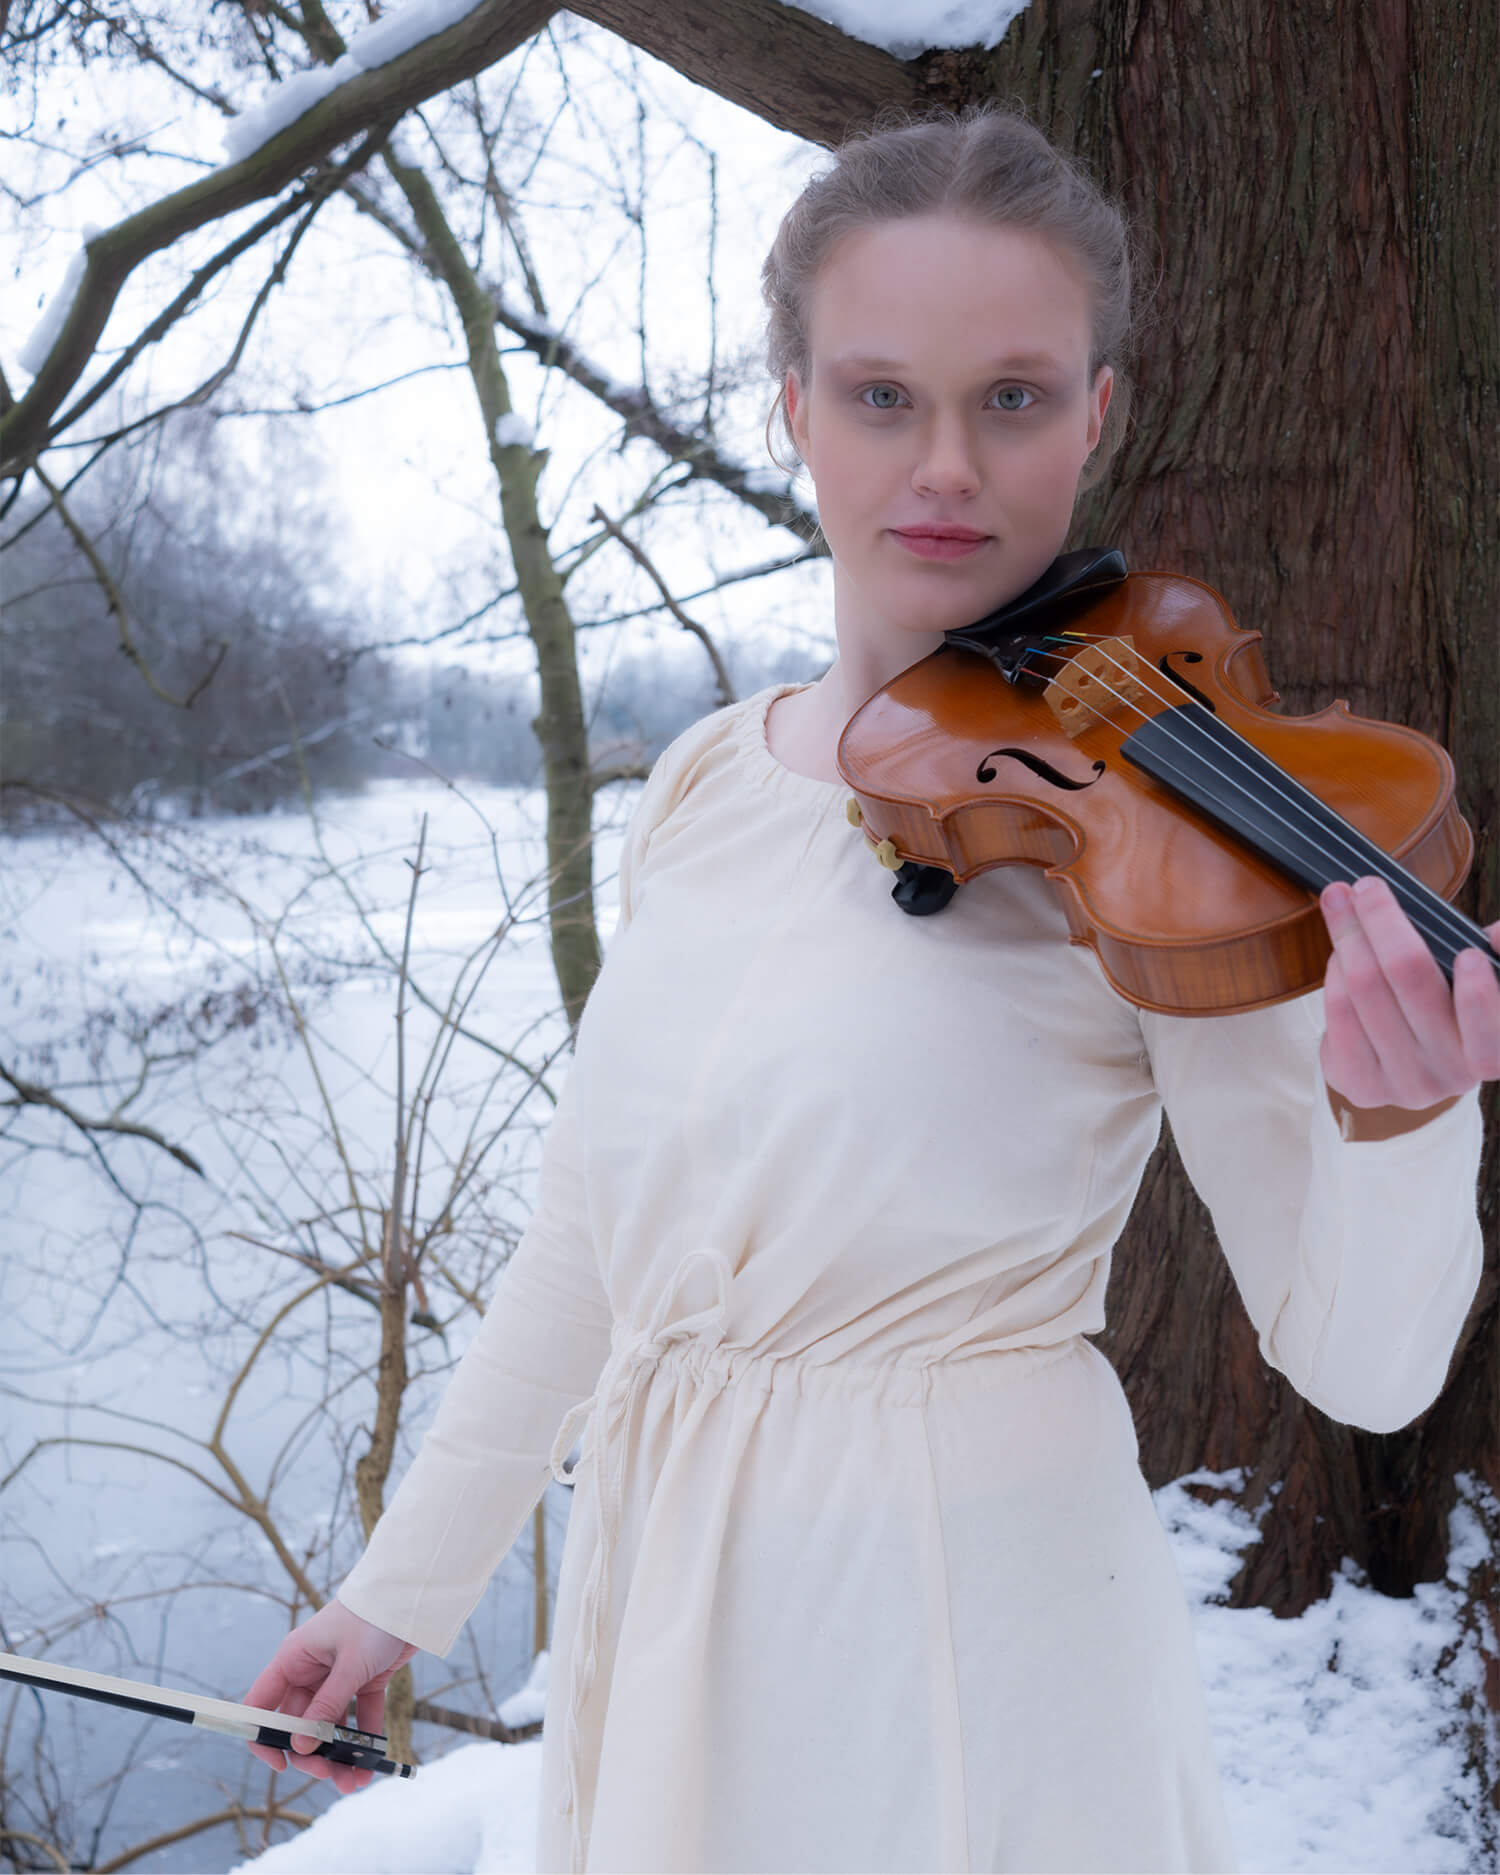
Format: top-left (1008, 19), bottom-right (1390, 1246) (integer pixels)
top-left (589, 502), bottom-right (736, 707)
top-left (1, 0), bottom-right (559, 470)
top-left (0, 1059), bottom-right (206, 1176)
top-left (28, 458), bottom-right (229, 710)
top-left (589, 760), bottom-right (651, 789)
top-left (495, 295), bottom-right (821, 543)
top-left (48, 135), bottom-right (369, 444)
top-left (411, 1696), bottom-right (539, 1744)
top-left (0, 1829), bottom-right (68, 1873)
top-left (93, 1804), bottom-right (314, 1874)
top-left (334, 171), bottom-right (821, 544)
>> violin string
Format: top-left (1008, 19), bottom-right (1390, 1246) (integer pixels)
top-left (1008, 637), bottom-right (1496, 972)
top-left (1016, 636), bottom-right (1496, 970)
top-left (1017, 635), bottom-right (1493, 968)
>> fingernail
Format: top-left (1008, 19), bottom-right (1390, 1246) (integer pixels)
top-left (1353, 875), bottom-right (1380, 896)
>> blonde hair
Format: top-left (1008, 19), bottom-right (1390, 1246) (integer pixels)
top-left (762, 106), bottom-right (1137, 489)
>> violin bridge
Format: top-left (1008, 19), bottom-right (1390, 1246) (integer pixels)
top-left (1043, 635), bottom-right (1154, 740)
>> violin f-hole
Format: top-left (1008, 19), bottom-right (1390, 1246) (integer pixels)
top-left (976, 747), bottom-right (1106, 791)
top-left (1160, 651), bottom-right (1218, 714)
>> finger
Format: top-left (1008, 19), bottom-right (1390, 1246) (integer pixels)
top-left (1320, 878), bottom-right (1461, 1100)
top-left (1453, 942), bottom-right (1500, 1082)
top-left (1320, 940), bottom-right (1383, 1102)
top-left (290, 1660), bottom-right (372, 1794)
top-left (244, 1661), bottom-right (305, 1776)
top-left (242, 1662), bottom-right (293, 1712)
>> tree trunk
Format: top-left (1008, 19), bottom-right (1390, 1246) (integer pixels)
top-left (588, 0), bottom-right (1498, 1630)
top-left (984, 0), bottom-right (1499, 1619)
top-left (383, 157), bottom-right (601, 1031)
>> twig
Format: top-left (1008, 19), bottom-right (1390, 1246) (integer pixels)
top-left (589, 504), bottom-right (736, 708)
top-left (0, 1061), bottom-right (205, 1175)
top-left (28, 458), bottom-right (229, 710)
top-left (92, 1804), bottom-right (314, 1873)
top-left (411, 1696), bottom-right (540, 1744)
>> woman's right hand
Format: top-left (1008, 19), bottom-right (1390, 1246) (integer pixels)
top-left (243, 1598), bottom-right (419, 1796)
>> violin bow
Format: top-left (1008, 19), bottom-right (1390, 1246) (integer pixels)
top-left (0, 1650), bottom-right (415, 1778)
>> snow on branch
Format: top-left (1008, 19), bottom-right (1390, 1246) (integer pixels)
top-left (490, 293), bottom-right (820, 542)
top-left (224, 0), bottom-right (493, 163)
top-left (784, 0), bottom-right (1029, 60)
top-left (1, 0), bottom-right (553, 476)
top-left (17, 229), bottom-right (102, 377)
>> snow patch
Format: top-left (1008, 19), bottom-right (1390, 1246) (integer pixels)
top-left (1446, 1471), bottom-right (1498, 1584)
top-left (229, 1738), bottom-right (541, 1875)
top-left (492, 411), bottom-right (535, 450)
top-left (784, 0), bottom-right (1030, 60)
top-left (224, 0), bottom-right (491, 164)
top-left (495, 1648), bottom-right (547, 1729)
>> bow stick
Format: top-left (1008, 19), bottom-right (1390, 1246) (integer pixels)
top-left (0, 1651), bottom-right (415, 1779)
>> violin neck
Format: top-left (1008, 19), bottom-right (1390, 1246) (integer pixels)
top-left (1120, 702), bottom-right (1498, 983)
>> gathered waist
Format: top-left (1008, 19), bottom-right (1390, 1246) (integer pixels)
top-left (620, 1325), bottom-right (1086, 1410)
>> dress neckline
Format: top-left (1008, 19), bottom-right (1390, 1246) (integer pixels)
top-left (736, 682), bottom-right (851, 807)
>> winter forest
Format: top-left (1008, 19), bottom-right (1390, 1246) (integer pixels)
top-left (1, 2), bottom-right (1495, 1872)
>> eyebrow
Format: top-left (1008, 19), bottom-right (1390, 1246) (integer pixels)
top-left (828, 351), bottom-right (1070, 376)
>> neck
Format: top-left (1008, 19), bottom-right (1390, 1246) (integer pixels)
top-left (797, 575), bottom-right (948, 772)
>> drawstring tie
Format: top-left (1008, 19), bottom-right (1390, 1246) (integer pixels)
top-left (547, 1248), bottom-right (732, 1873)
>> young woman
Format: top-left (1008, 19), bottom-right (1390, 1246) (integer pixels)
top-left (245, 110), bottom-right (1496, 1873)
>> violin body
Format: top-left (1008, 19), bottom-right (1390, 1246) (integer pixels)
top-left (837, 571), bottom-right (1475, 1017)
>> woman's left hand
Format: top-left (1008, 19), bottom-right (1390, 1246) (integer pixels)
top-left (1319, 876), bottom-right (1500, 1109)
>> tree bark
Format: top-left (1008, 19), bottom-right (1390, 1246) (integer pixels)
top-left (387, 153), bottom-right (601, 1027)
top-left (568, 0), bottom-right (917, 147)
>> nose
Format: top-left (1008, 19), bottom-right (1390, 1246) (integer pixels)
top-left (911, 409), bottom-right (981, 500)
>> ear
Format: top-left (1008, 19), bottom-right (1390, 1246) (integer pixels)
top-left (1086, 365), bottom-right (1114, 452)
top-left (785, 370), bottom-right (811, 464)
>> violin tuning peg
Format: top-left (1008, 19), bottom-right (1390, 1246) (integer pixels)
top-left (845, 797), bottom-right (864, 827)
top-left (873, 838), bottom-right (902, 871)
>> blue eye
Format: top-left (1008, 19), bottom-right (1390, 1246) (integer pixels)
top-left (992, 386), bottom-right (1035, 412)
top-left (862, 384), bottom-right (904, 409)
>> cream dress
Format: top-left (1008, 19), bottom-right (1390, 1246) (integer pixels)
top-left (338, 683), bottom-right (1485, 1875)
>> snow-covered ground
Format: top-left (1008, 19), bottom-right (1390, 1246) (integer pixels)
top-left (3, 784), bottom-right (1493, 1874)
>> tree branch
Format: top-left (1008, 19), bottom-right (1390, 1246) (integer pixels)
top-left (335, 172), bottom-right (822, 544)
top-left (494, 294), bottom-right (821, 543)
top-left (0, 0), bottom-right (558, 471)
top-left (589, 502), bottom-right (736, 707)
top-left (93, 1804), bottom-right (314, 1874)
top-left (48, 133), bottom-right (374, 445)
top-left (28, 458), bottom-right (228, 709)
top-left (411, 1696), bottom-right (540, 1744)
top-left (568, 0), bottom-right (918, 147)
top-left (588, 760), bottom-right (651, 789)
top-left (0, 1059), bottom-right (206, 1175)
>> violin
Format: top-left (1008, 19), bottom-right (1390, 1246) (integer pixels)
top-left (835, 549), bottom-right (1500, 1018)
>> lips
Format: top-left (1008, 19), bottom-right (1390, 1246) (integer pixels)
top-left (891, 526), bottom-right (991, 561)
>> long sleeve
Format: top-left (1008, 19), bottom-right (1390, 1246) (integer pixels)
top-left (1138, 986), bottom-right (1485, 1434)
top-left (336, 753), bottom-right (685, 1656)
top-left (337, 1069), bottom-right (612, 1656)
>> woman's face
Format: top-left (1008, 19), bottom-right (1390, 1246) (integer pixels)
top-left (785, 215), bottom-right (1112, 643)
